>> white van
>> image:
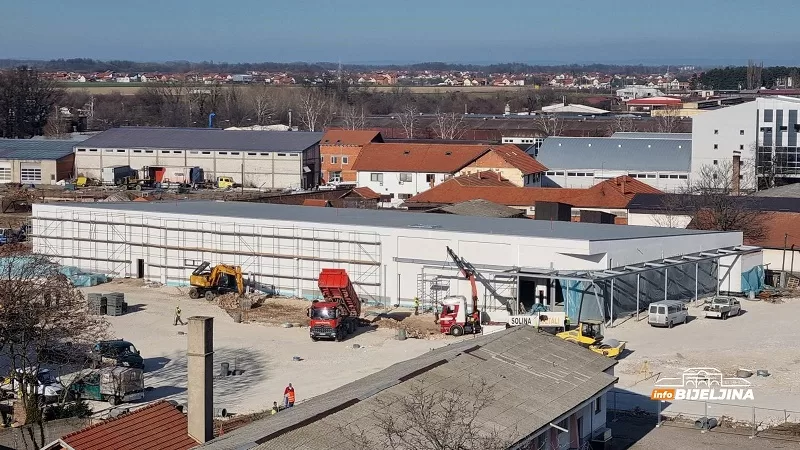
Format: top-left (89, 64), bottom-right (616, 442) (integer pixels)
top-left (648, 300), bottom-right (689, 328)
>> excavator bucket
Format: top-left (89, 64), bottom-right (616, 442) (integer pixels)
top-left (192, 261), bottom-right (211, 276)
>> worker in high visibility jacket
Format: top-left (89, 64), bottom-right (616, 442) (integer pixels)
top-left (413, 297), bottom-right (420, 316)
top-left (284, 383), bottom-right (295, 408)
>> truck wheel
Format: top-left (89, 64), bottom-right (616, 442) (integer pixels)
top-left (189, 288), bottom-right (200, 299)
top-left (108, 396), bottom-right (119, 406)
top-left (311, 336), bottom-right (319, 342)
top-left (668, 320), bottom-right (673, 328)
top-left (335, 330), bottom-right (343, 342)
top-left (450, 325), bottom-right (464, 336)
top-left (348, 321), bottom-right (356, 334)
top-left (723, 312), bottom-right (728, 320)
top-left (204, 291), bottom-right (216, 302)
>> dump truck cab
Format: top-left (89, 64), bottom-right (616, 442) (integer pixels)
top-left (309, 269), bottom-right (361, 342)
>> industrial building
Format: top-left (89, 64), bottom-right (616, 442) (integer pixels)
top-left (537, 135), bottom-right (692, 191)
top-left (33, 201), bottom-right (760, 324)
top-left (74, 127), bottom-right (323, 190)
top-left (0, 139), bottom-right (76, 184)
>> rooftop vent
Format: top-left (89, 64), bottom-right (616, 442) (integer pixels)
top-left (403, 150), bottom-right (410, 154)
top-left (445, 151), bottom-right (452, 155)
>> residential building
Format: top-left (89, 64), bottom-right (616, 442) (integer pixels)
top-left (456, 144), bottom-right (547, 186)
top-left (319, 129), bottom-right (383, 183)
top-left (200, 327), bottom-right (618, 450)
top-left (404, 171), bottom-right (661, 222)
top-left (424, 199), bottom-right (527, 218)
top-left (691, 96), bottom-right (800, 190)
top-left (616, 86), bottom-right (665, 101)
top-left (351, 142), bottom-right (492, 207)
top-left (75, 127), bottom-right (323, 190)
top-left (0, 139), bottom-right (76, 184)
top-left (625, 96), bottom-right (682, 113)
top-left (536, 136), bottom-right (691, 191)
top-left (42, 400), bottom-right (198, 450)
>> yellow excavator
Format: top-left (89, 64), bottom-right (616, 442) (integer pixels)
top-left (188, 262), bottom-right (244, 301)
top-left (556, 319), bottom-right (626, 359)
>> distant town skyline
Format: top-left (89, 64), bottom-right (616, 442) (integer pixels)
top-left (3, 0), bottom-right (799, 66)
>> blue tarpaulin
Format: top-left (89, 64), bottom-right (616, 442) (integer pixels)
top-left (0, 257), bottom-right (109, 287)
top-left (741, 265), bottom-right (765, 294)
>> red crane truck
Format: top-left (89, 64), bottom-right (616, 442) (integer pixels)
top-left (308, 269), bottom-right (362, 342)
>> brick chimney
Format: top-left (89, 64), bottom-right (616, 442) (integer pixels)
top-left (732, 154), bottom-right (741, 196)
top-left (188, 316), bottom-right (214, 443)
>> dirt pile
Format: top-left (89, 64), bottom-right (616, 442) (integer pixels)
top-left (212, 295), bottom-right (310, 326)
top-left (372, 313), bottom-right (444, 339)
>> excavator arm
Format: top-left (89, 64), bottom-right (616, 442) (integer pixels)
top-left (209, 265), bottom-right (245, 295)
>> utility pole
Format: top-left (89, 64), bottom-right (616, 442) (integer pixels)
top-left (783, 233), bottom-right (788, 273)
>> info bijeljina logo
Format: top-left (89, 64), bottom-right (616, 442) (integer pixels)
top-left (651, 368), bottom-right (755, 401)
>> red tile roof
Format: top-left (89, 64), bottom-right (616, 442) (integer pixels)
top-left (405, 173), bottom-right (661, 209)
top-left (487, 144), bottom-right (548, 174)
top-left (751, 212), bottom-right (800, 249)
top-left (346, 186), bottom-right (381, 199)
top-left (351, 143), bottom-right (490, 173)
top-left (320, 129), bottom-right (383, 146)
top-left (303, 199), bottom-right (332, 207)
top-left (60, 401), bottom-right (198, 450)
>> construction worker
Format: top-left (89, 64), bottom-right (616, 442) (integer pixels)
top-left (271, 401), bottom-right (279, 415)
top-left (174, 305), bottom-right (186, 326)
top-left (413, 297), bottom-right (420, 316)
top-left (284, 383), bottom-right (296, 408)
top-left (564, 315), bottom-right (571, 332)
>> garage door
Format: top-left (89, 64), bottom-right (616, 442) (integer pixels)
top-left (0, 163), bottom-right (10, 182)
top-left (21, 163), bottom-right (42, 183)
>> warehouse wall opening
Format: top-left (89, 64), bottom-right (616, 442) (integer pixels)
top-left (137, 259), bottom-right (144, 279)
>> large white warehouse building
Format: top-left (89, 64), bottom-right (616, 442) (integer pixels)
top-left (32, 201), bottom-right (760, 324)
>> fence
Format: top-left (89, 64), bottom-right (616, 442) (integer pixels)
top-left (607, 389), bottom-right (800, 441)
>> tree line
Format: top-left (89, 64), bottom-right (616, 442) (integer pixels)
top-left (697, 66), bottom-right (800, 90)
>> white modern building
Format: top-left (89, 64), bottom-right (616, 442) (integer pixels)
top-left (616, 86), bottom-right (665, 101)
top-left (691, 96), bottom-right (800, 190)
top-left (537, 136), bottom-right (691, 191)
top-left (33, 201), bottom-right (760, 324)
top-left (75, 127), bottom-right (323, 190)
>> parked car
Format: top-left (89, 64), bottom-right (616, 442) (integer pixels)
top-left (704, 297), bottom-right (742, 320)
top-left (65, 367), bottom-right (145, 406)
top-left (88, 340), bottom-right (144, 370)
top-left (0, 368), bottom-right (64, 404)
top-left (648, 300), bottom-right (689, 328)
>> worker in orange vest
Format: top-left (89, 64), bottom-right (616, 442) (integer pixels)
top-left (284, 383), bottom-right (296, 408)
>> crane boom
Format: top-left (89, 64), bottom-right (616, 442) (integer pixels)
top-left (445, 247), bottom-right (515, 314)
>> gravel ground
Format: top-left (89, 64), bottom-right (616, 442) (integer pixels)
top-left (604, 296), bottom-right (800, 424)
top-left (78, 281), bottom-right (459, 417)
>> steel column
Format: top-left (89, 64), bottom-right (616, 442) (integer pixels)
top-left (610, 279), bottom-right (615, 328)
top-left (694, 262), bottom-right (699, 305)
top-left (664, 267), bottom-right (668, 301)
top-left (636, 273), bottom-right (640, 321)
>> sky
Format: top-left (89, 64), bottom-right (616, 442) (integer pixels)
top-left (2, 0), bottom-right (799, 66)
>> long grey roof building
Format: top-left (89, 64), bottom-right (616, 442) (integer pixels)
top-left (77, 127), bottom-right (323, 152)
top-left (0, 139), bottom-right (76, 160)
top-left (200, 326), bottom-right (618, 450)
top-left (536, 136), bottom-right (691, 172)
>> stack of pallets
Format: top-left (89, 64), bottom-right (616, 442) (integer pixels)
top-left (87, 293), bottom-right (104, 315)
top-left (105, 292), bottom-right (128, 316)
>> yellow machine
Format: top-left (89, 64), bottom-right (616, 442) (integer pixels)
top-left (217, 176), bottom-right (235, 189)
top-left (188, 262), bottom-right (244, 301)
top-left (556, 319), bottom-right (626, 359)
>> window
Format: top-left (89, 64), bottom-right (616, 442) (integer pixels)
top-left (260, 152), bottom-right (269, 156)
top-left (713, 160), bottom-right (718, 165)
top-left (379, 194), bottom-right (393, 202)
top-left (426, 174), bottom-right (435, 183)
top-left (145, 150), bottom-right (154, 154)
top-left (77, 148), bottom-right (86, 152)
top-left (21, 168), bottom-right (42, 182)
top-left (595, 397), bottom-right (602, 414)
top-left (89, 149), bottom-right (97, 152)
top-left (740, 130), bottom-right (745, 135)
top-left (329, 171), bottom-right (342, 180)
top-left (161, 150), bottom-right (171, 154)
top-left (230, 152), bottom-right (240, 155)
top-left (669, 175), bottom-right (679, 179)
top-left (546, 171), bottom-right (556, 176)
top-left (555, 171), bottom-right (564, 176)
top-left (331, 156), bottom-right (338, 164)
top-left (659, 174), bottom-right (669, 179)
top-left (398, 193), bottom-right (412, 200)
top-left (567, 172), bottom-right (577, 176)
top-left (765, 110), bottom-right (773, 122)
top-left (713, 144), bottom-right (718, 149)
top-left (370, 173), bottom-right (384, 183)
top-left (0, 168), bottom-right (10, 181)
top-left (586, 172), bottom-right (595, 177)
top-left (201, 151), bottom-right (211, 155)
top-left (320, 155), bottom-right (324, 163)
top-left (646, 174), bottom-right (656, 178)
top-left (219, 151), bottom-right (227, 155)
top-left (399, 173), bottom-right (413, 182)
top-left (116, 149), bottom-right (125, 153)
top-left (190, 151), bottom-right (199, 154)
top-left (342, 156), bottom-right (349, 164)
top-left (104, 149), bottom-right (112, 153)
top-left (740, 145), bottom-right (744, 150)
top-left (712, 173), bottom-right (718, 180)
top-left (133, 150), bottom-right (142, 153)
top-left (277, 153), bottom-right (287, 157)
top-left (714, 129), bottom-right (719, 134)
top-left (248, 152), bottom-right (257, 156)
top-left (174, 151), bottom-right (183, 154)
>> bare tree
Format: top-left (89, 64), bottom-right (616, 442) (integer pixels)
top-left (532, 114), bottom-right (564, 136)
top-left (607, 115), bottom-right (635, 134)
top-left (675, 161), bottom-right (766, 243)
top-left (396, 104), bottom-right (420, 138)
top-left (342, 379), bottom-right (512, 450)
top-left (0, 253), bottom-right (109, 425)
top-left (652, 106), bottom-right (682, 133)
top-left (0, 67), bottom-right (64, 138)
top-left (250, 84), bottom-right (276, 125)
top-left (431, 109), bottom-right (466, 140)
top-left (296, 88), bottom-right (335, 132)
top-left (341, 104), bottom-right (367, 130)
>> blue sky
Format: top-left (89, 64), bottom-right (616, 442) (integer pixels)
top-left (2, 0), bottom-right (798, 65)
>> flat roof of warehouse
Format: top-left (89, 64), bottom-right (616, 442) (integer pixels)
top-left (42, 201), bottom-right (729, 242)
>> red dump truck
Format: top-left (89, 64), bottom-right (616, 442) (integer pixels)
top-left (308, 269), bottom-right (362, 342)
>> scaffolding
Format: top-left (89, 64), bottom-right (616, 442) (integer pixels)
top-left (33, 208), bottom-right (384, 303)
